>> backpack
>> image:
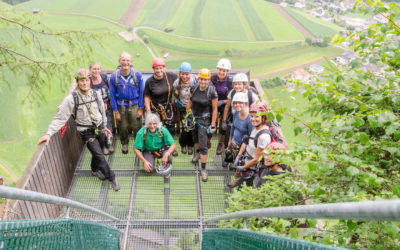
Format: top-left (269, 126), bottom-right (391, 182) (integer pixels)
top-left (192, 83), bottom-right (215, 103)
top-left (113, 66), bottom-right (138, 91)
top-left (230, 88), bottom-right (259, 106)
top-left (72, 90), bottom-right (103, 120)
top-left (251, 127), bottom-right (285, 147)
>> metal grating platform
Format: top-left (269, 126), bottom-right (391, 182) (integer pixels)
top-left (66, 135), bottom-right (235, 250)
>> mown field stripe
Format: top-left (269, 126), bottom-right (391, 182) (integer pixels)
top-left (236, 0), bottom-right (273, 40)
top-left (252, 0), bottom-right (304, 40)
top-left (231, 0), bottom-right (257, 40)
top-left (193, 0), bottom-right (206, 38)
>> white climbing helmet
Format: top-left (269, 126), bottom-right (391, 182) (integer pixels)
top-left (232, 92), bottom-right (249, 103)
top-left (156, 162), bottom-right (172, 176)
top-left (233, 73), bottom-right (248, 83)
top-left (216, 58), bottom-right (231, 70)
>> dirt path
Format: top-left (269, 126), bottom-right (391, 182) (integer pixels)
top-left (254, 58), bottom-right (326, 79)
top-left (271, 3), bottom-right (316, 40)
top-left (119, 0), bottom-right (146, 26)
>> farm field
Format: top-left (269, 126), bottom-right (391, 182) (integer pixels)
top-left (16, 0), bottom-right (132, 21)
top-left (137, 28), bottom-right (342, 76)
top-left (283, 7), bottom-right (342, 38)
top-left (134, 0), bottom-right (304, 41)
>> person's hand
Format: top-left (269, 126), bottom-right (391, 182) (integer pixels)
top-left (137, 109), bottom-right (143, 119)
top-left (115, 111), bottom-right (121, 121)
top-left (162, 152), bottom-right (170, 165)
top-left (221, 120), bottom-right (227, 131)
top-left (235, 165), bottom-right (245, 172)
top-left (105, 127), bottom-right (112, 137)
top-left (209, 125), bottom-right (216, 134)
top-left (146, 110), bottom-right (152, 116)
top-left (143, 160), bottom-right (152, 172)
top-left (38, 134), bottom-right (51, 145)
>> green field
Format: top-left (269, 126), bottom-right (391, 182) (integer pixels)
top-left (283, 7), bottom-right (342, 38)
top-left (137, 28), bottom-right (342, 76)
top-left (134, 0), bottom-right (303, 41)
top-left (16, 0), bottom-right (132, 21)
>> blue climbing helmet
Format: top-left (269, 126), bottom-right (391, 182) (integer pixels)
top-left (179, 62), bottom-right (192, 73)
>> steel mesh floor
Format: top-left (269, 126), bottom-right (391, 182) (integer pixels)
top-left (67, 135), bottom-right (234, 250)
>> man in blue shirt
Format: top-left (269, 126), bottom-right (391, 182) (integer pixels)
top-left (109, 51), bottom-right (144, 154)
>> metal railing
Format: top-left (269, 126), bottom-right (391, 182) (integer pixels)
top-left (0, 186), bottom-right (118, 221)
top-left (204, 199), bottom-right (400, 224)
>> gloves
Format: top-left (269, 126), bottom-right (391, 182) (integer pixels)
top-left (221, 120), bottom-right (227, 131)
top-left (217, 100), bottom-right (225, 107)
top-left (209, 125), bottom-right (216, 134)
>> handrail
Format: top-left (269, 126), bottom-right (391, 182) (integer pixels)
top-left (0, 186), bottom-right (119, 221)
top-left (204, 199), bottom-right (400, 223)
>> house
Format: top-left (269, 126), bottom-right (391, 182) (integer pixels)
top-left (294, 2), bottom-right (306, 9)
top-left (309, 64), bottom-right (325, 74)
top-left (291, 68), bottom-right (311, 82)
top-left (335, 51), bottom-right (356, 65)
top-left (312, 7), bottom-right (325, 17)
top-left (280, 2), bottom-right (288, 7)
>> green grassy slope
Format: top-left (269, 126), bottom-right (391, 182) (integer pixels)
top-left (283, 7), bottom-right (342, 38)
top-left (134, 0), bottom-right (303, 41)
top-left (137, 28), bottom-right (342, 76)
top-left (16, 0), bottom-right (131, 21)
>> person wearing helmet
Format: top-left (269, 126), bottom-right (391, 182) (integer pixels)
top-left (256, 142), bottom-right (290, 188)
top-left (229, 100), bottom-right (272, 189)
top-left (211, 58), bottom-right (233, 155)
top-left (38, 69), bottom-right (120, 191)
top-left (109, 51), bottom-right (145, 154)
top-left (173, 62), bottom-right (197, 155)
top-left (186, 68), bottom-right (218, 182)
top-left (222, 73), bottom-right (259, 129)
top-left (133, 113), bottom-right (176, 178)
top-left (144, 58), bottom-right (178, 137)
top-left (224, 92), bottom-right (253, 187)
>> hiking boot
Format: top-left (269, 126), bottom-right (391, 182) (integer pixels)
top-left (103, 147), bottom-right (110, 155)
top-left (216, 142), bottom-right (224, 155)
top-left (191, 152), bottom-right (200, 163)
top-left (228, 175), bottom-right (241, 188)
top-left (92, 171), bottom-right (105, 181)
top-left (201, 168), bottom-right (208, 182)
top-left (122, 144), bottom-right (128, 154)
top-left (222, 161), bottom-right (229, 168)
top-left (108, 145), bottom-right (115, 154)
top-left (181, 146), bottom-right (187, 154)
top-left (187, 147), bottom-right (193, 155)
top-left (172, 149), bottom-right (179, 157)
top-left (111, 178), bottom-right (120, 191)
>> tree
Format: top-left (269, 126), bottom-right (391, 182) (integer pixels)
top-left (225, 0), bottom-right (400, 248)
top-left (305, 37), bottom-right (312, 45)
top-left (0, 7), bottom-right (102, 103)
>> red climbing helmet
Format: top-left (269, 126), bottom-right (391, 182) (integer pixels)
top-left (249, 100), bottom-right (268, 114)
top-left (152, 58), bottom-right (166, 68)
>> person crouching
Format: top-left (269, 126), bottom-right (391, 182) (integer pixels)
top-left (133, 113), bottom-right (176, 178)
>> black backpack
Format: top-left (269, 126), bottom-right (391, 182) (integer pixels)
top-left (252, 127), bottom-right (285, 147)
top-left (230, 88), bottom-right (259, 106)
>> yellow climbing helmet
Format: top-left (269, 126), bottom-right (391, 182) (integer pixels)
top-left (198, 68), bottom-right (211, 79)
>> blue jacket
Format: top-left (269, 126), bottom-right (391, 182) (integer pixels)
top-left (109, 68), bottom-right (144, 111)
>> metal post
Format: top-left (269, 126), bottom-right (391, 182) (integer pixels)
top-left (164, 176), bottom-right (170, 250)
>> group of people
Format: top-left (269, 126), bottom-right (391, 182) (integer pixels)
top-left (38, 51), bottom-right (290, 191)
